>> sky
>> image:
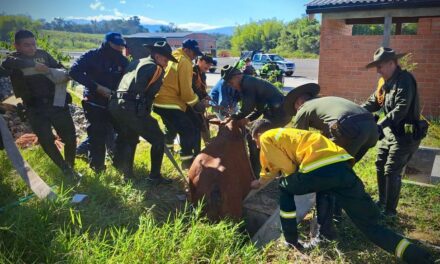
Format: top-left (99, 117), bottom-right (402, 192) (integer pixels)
top-left (1, 0), bottom-right (313, 31)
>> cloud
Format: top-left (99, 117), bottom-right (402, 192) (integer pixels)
top-left (120, 0), bottom-right (126, 3)
top-left (113, 8), bottom-right (124, 17)
top-left (90, 0), bottom-right (104, 10)
top-left (177, 22), bottom-right (220, 31)
top-left (145, 4), bottom-right (154, 8)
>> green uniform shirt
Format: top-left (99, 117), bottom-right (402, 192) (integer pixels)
top-left (1, 49), bottom-right (62, 103)
top-left (116, 56), bottom-right (164, 114)
top-left (362, 67), bottom-right (420, 136)
top-left (293, 96), bottom-right (369, 138)
top-left (232, 75), bottom-right (285, 122)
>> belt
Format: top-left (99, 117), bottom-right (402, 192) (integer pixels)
top-left (343, 112), bottom-right (374, 123)
top-left (115, 92), bottom-right (141, 101)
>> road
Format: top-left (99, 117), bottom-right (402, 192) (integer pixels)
top-left (5, 50), bottom-right (317, 90)
top-left (207, 57), bottom-right (319, 90)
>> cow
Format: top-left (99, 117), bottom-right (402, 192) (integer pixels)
top-left (188, 119), bottom-right (255, 221)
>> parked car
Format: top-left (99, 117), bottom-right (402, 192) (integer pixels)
top-left (209, 58), bottom-right (218, 73)
top-left (251, 53), bottom-right (295, 76)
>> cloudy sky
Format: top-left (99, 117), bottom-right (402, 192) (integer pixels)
top-left (2, 0), bottom-right (312, 31)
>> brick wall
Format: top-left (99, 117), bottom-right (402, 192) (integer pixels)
top-left (319, 17), bottom-right (440, 116)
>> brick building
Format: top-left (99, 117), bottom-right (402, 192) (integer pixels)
top-left (125, 32), bottom-right (216, 53)
top-left (306, 0), bottom-right (440, 116)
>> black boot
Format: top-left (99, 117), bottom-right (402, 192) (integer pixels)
top-left (317, 192), bottom-right (337, 240)
top-left (385, 175), bottom-right (402, 216)
top-left (376, 172), bottom-right (387, 209)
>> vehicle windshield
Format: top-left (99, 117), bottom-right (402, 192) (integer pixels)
top-left (269, 55), bottom-right (284, 61)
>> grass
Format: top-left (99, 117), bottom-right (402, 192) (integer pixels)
top-left (40, 30), bottom-right (102, 52)
top-left (0, 116), bottom-right (439, 262)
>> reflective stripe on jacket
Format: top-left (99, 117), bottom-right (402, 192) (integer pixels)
top-left (259, 128), bottom-right (353, 184)
top-left (153, 48), bottom-right (199, 111)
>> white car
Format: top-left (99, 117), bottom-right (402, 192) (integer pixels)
top-left (251, 53), bottom-right (295, 76)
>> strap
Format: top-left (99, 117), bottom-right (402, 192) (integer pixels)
top-left (145, 66), bottom-right (163, 92)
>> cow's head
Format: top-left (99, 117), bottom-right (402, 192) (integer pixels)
top-left (209, 118), bottom-right (245, 140)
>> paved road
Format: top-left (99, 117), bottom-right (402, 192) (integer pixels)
top-left (66, 51), bottom-right (319, 90)
top-left (208, 57), bottom-right (319, 90)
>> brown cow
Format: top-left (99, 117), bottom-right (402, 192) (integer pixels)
top-left (188, 120), bottom-right (255, 221)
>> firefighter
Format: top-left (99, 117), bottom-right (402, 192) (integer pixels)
top-left (250, 119), bottom-right (433, 263)
top-left (284, 83), bottom-right (379, 237)
top-left (153, 39), bottom-right (204, 169)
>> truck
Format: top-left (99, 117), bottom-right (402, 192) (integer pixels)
top-left (240, 51), bottom-right (295, 76)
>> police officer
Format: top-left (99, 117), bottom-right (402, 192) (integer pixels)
top-left (1, 30), bottom-right (77, 179)
top-left (250, 119), bottom-right (433, 264)
top-left (362, 47), bottom-right (426, 216)
top-left (284, 83), bottom-right (379, 239)
top-left (285, 83), bottom-right (378, 162)
top-left (220, 65), bottom-right (290, 127)
top-left (220, 64), bottom-right (290, 177)
top-left (109, 41), bottom-right (176, 184)
top-left (153, 39), bottom-right (203, 169)
top-left (69, 32), bottom-right (128, 172)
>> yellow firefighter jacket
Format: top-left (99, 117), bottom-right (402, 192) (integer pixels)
top-left (153, 48), bottom-right (199, 112)
top-left (259, 128), bottom-right (353, 184)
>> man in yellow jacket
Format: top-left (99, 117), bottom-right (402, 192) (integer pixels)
top-left (153, 39), bottom-right (202, 169)
top-left (250, 119), bottom-right (433, 263)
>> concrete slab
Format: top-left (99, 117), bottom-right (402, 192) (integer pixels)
top-left (243, 180), bottom-right (316, 247)
top-left (431, 155), bottom-right (440, 183)
top-left (406, 146), bottom-right (440, 184)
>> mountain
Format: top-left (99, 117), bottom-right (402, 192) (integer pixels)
top-left (199, 26), bottom-right (235, 36)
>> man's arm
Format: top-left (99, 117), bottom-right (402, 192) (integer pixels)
top-left (178, 60), bottom-right (198, 106)
top-left (380, 74), bottom-right (416, 128)
top-left (135, 64), bottom-right (159, 92)
top-left (292, 107), bottom-right (310, 130)
top-left (68, 51), bottom-right (98, 92)
top-left (1, 55), bottom-right (35, 70)
top-left (231, 90), bottom-right (256, 120)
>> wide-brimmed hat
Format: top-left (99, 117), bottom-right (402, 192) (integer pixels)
top-left (365, 47), bottom-right (406, 68)
top-left (283, 83), bottom-right (320, 116)
top-left (220, 64), bottom-right (242, 82)
top-left (144, 41), bottom-right (178, 63)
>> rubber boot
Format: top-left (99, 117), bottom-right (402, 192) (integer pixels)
top-left (114, 144), bottom-right (136, 180)
top-left (317, 192), bottom-right (337, 240)
top-left (376, 172), bottom-right (387, 209)
top-left (385, 175), bottom-right (402, 216)
top-left (402, 243), bottom-right (434, 264)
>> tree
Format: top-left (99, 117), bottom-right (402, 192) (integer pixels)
top-left (276, 16), bottom-right (320, 55)
top-left (0, 15), bottom-right (42, 41)
top-left (159, 23), bottom-right (187, 33)
top-left (231, 19), bottom-right (283, 54)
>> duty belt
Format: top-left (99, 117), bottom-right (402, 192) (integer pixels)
top-left (343, 112), bottom-right (374, 123)
top-left (115, 92), bottom-right (141, 101)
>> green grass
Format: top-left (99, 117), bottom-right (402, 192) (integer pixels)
top-left (40, 30), bottom-right (102, 52)
top-left (0, 120), bottom-right (439, 263)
